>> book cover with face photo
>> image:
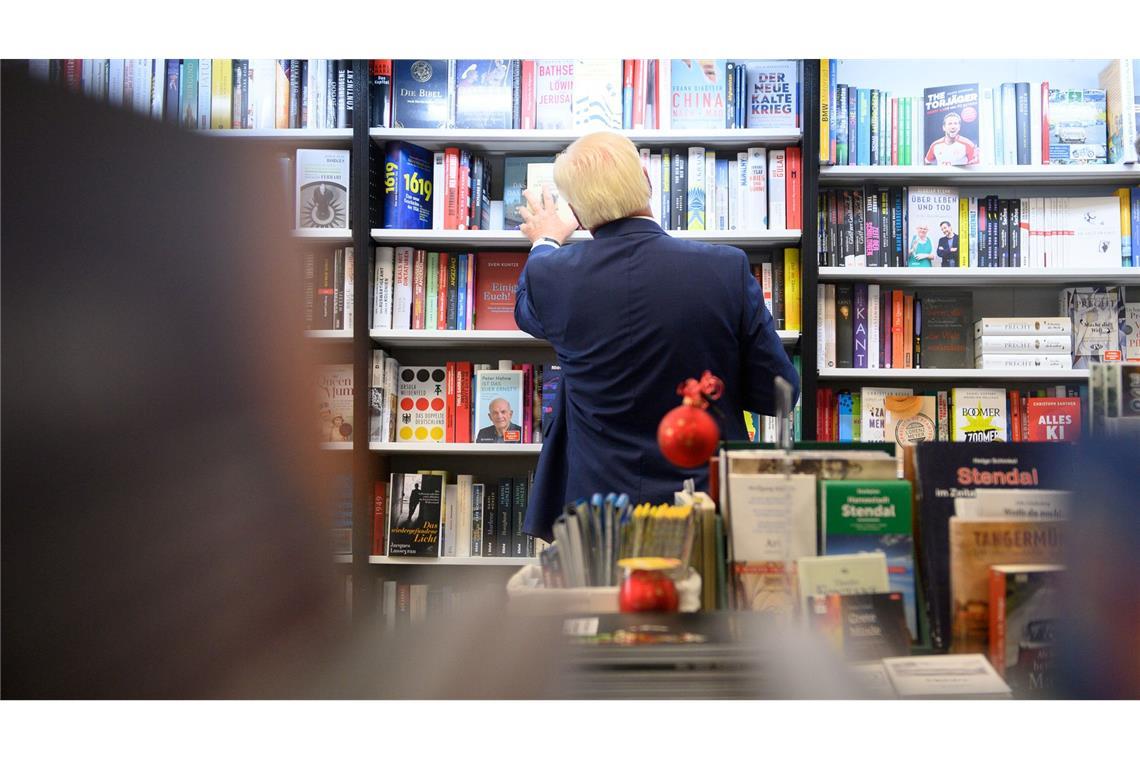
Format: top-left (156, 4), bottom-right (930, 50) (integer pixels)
top-left (906, 186), bottom-right (959, 267)
top-left (923, 84), bottom-right (980, 165)
top-left (473, 370), bottom-right (525, 443)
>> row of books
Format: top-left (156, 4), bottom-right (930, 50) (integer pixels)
top-left (817, 185), bottom-right (1133, 269)
top-left (369, 352), bottom-right (557, 446)
top-left (1089, 362), bottom-right (1140, 435)
top-left (374, 471), bottom-right (546, 558)
top-left (814, 386), bottom-right (1084, 444)
top-left (744, 356), bottom-right (804, 444)
top-left (818, 59), bottom-right (1138, 166)
top-left (304, 247), bottom-right (353, 331)
top-left (33, 59), bottom-right (356, 130)
top-left (370, 59), bottom-right (800, 131)
top-left (374, 580), bottom-right (474, 629)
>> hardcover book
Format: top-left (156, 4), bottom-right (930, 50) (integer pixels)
top-left (741, 59), bottom-right (799, 129)
top-left (884, 394), bottom-right (937, 451)
top-left (502, 155), bottom-right (554, 229)
top-left (988, 564), bottom-right (1064, 695)
top-left (860, 387), bottom-right (913, 442)
top-left (882, 654), bottom-right (1011, 698)
top-left (317, 364), bottom-right (354, 443)
top-left (296, 149), bottom-right (350, 229)
top-left (572, 59), bottom-right (622, 129)
top-left (382, 141), bottom-right (433, 230)
top-left (796, 553), bottom-right (890, 616)
top-left (1047, 88), bottom-right (1108, 164)
top-left (392, 59), bottom-right (451, 128)
top-left (670, 59), bottom-right (727, 129)
top-left (923, 83), bottom-right (980, 165)
top-left (809, 592), bottom-right (912, 661)
top-left (906, 187), bottom-right (959, 267)
top-left (912, 442), bottom-right (1074, 652)
top-left (454, 59), bottom-right (516, 129)
top-left (1025, 397), bottom-right (1082, 442)
top-left (473, 252), bottom-right (527, 330)
top-left (526, 163), bottom-right (577, 227)
top-left (396, 366), bottom-right (447, 443)
top-left (951, 388), bottom-right (1007, 443)
top-left (1062, 286), bottom-right (1126, 367)
top-left (820, 480), bottom-right (918, 639)
top-left (919, 291), bottom-right (973, 368)
top-left (473, 370), bottom-right (525, 443)
top-left (387, 473), bottom-right (444, 557)
top-left (949, 517), bottom-right (1065, 654)
top-left (535, 60), bottom-right (574, 129)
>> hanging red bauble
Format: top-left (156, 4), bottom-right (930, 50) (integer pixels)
top-left (657, 371), bottom-right (724, 469)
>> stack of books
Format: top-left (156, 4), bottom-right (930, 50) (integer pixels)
top-left (973, 317), bottom-right (1073, 371)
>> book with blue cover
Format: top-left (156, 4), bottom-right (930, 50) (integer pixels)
top-left (670, 59), bottom-right (727, 129)
top-left (392, 59), bottom-right (451, 128)
top-left (383, 141), bottom-right (433, 230)
top-left (454, 59), bottom-right (515, 129)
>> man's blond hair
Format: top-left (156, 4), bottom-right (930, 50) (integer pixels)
top-left (553, 131), bottom-right (650, 230)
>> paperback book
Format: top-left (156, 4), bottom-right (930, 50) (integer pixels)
top-left (923, 84), bottom-right (980, 165)
top-left (535, 60), bottom-right (574, 129)
top-left (396, 366), bottom-right (447, 443)
top-left (473, 253), bottom-right (527, 330)
top-left (741, 59), bottom-right (799, 129)
top-left (296, 149), bottom-right (350, 229)
top-left (809, 592), bottom-right (912, 661)
top-left (392, 59), bottom-right (451, 128)
top-left (671, 59), bottom-right (727, 129)
top-left (951, 388), bottom-right (1008, 443)
top-left (1047, 88), bottom-right (1108, 164)
top-left (387, 473), bottom-right (444, 556)
top-left (317, 364), bottom-right (354, 443)
top-left (988, 564), bottom-right (1064, 696)
top-left (572, 59), bottom-right (622, 129)
top-left (382, 141), bottom-right (433, 230)
top-left (453, 59), bottom-right (515, 129)
top-left (502, 155), bottom-right (554, 229)
top-left (473, 370), bottom-right (525, 443)
top-left (906, 186), bottom-right (959, 267)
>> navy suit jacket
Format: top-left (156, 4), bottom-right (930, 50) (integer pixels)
top-left (515, 216), bottom-right (800, 541)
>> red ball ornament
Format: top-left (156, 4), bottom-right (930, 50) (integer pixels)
top-left (619, 569), bottom-right (679, 613)
top-left (657, 371), bottom-right (724, 469)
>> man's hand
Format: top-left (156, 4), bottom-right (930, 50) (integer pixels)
top-left (518, 185), bottom-right (579, 245)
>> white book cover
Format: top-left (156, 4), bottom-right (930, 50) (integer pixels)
top-left (974, 316), bottom-right (1071, 337)
top-left (344, 247), bottom-right (354, 327)
top-left (735, 152), bottom-right (749, 230)
top-left (767, 149), bottom-right (787, 231)
top-left (796, 553), bottom-right (890, 615)
top-left (392, 246), bottom-right (414, 331)
top-left (369, 349), bottom-right (386, 442)
top-left (824, 283), bottom-right (836, 369)
top-left (704, 151), bottom-right (716, 232)
top-left (295, 148), bottom-right (350, 229)
top-left (725, 473), bottom-right (817, 564)
top-left (1124, 303), bottom-right (1140, 361)
top-left (1002, 85), bottom-right (1018, 165)
top-left (572, 59), bottom-right (621, 130)
top-left (372, 246), bottom-right (395, 330)
top-left (1063, 196), bottom-right (1121, 267)
top-left (1061, 286), bottom-right (1125, 366)
top-left (761, 261), bottom-right (774, 315)
top-left (967, 196), bottom-right (979, 267)
top-left (975, 354), bottom-right (1073, 370)
top-left (816, 284), bottom-right (827, 370)
top-left (745, 147), bottom-right (768, 229)
top-left (727, 159), bottom-right (738, 230)
top-left (197, 59), bottom-right (212, 129)
top-left (535, 59), bottom-right (574, 129)
top-left (649, 153), bottom-right (663, 228)
top-left (882, 654), bottom-right (1011, 698)
top-left (526, 163), bottom-right (576, 226)
top-left (150, 59), bottom-right (165, 120)
top-left (972, 489), bottom-right (1071, 520)
top-left (251, 59), bottom-right (277, 129)
top-left (951, 388), bottom-right (1008, 442)
top-left (108, 59), bottom-right (125, 107)
top-left (1029, 82), bottom-right (1042, 165)
top-left (860, 386), bottom-right (913, 442)
top-left (1017, 197), bottom-right (1029, 266)
top-left (867, 283), bottom-right (880, 368)
top-left (657, 58), bottom-right (671, 129)
top-left (687, 147), bottom-right (706, 231)
top-left (396, 366), bottom-right (446, 443)
top-left (473, 370), bottom-right (525, 443)
top-left (132, 59), bottom-right (152, 116)
top-left (974, 335), bottom-right (1072, 354)
top-left (456, 474), bottom-right (473, 558)
top-left (383, 357), bottom-right (399, 442)
top-left (979, 87), bottom-right (995, 165)
top-left (431, 151), bottom-right (445, 230)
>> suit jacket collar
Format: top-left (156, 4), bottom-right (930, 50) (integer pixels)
top-left (591, 216), bottom-right (664, 240)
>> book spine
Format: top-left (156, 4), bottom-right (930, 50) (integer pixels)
top-left (687, 147), bottom-right (706, 231)
top-left (412, 250), bottom-right (426, 329)
top-left (445, 362), bottom-right (456, 443)
top-left (436, 253), bottom-right (448, 330)
top-left (975, 355), bottom-right (1072, 370)
top-left (786, 146), bottom-right (802, 230)
top-left (520, 59), bottom-right (536, 129)
top-left (866, 283), bottom-right (880, 369)
top-left (869, 89), bottom-right (879, 166)
top-left (853, 283), bottom-right (868, 369)
top-left (511, 59), bottom-right (522, 129)
top-left (767, 149), bottom-right (786, 232)
top-left (372, 481), bottom-right (387, 555)
top-left (819, 58), bottom-right (831, 163)
top-left (444, 147), bottom-right (459, 230)
top-left (513, 478), bottom-right (529, 558)
top-left (497, 479), bottom-right (513, 557)
top-left (447, 254), bottom-right (458, 330)
top-left (621, 60), bottom-right (633, 130)
top-left (457, 151), bottom-right (471, 231)
top-left (835, 284), bottom-right (853, 368)
top-left (672, 148), bottom-right (686, 231)
top-left (455, 254), bottom-right (467, 332)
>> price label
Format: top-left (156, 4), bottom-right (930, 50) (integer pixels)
top-left (562, 617), bottom-right (599, 637)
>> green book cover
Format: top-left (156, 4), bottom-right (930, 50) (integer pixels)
top-left (852, 392), bottom-right (862, 442)
top-left (425, 251), bottom-right (438, 330)
top-left (821, 480), bottom-right (917, 640)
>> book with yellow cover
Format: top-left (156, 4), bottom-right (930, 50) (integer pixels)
top-left (211, 58), bottom-right (232, 129)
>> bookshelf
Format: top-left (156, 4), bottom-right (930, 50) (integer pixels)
top-left (371, 228), bottom-right (802, 247)
top-left (816, 267), bottom-right (1140, 286)
top-left (818, 368), bottom-right (1089, 382)
top-left (369, 555), bottom-right (538, 566)
top-left (820, 164), bottom-right (1140, 185)
top-left (369, 127), bottom-right (801, 153)
top-left (370, 442), bottom-right (542, 455)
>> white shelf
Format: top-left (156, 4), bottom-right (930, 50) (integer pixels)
top-left (819, 164), bottom-right (1140, 185)
top-left (370, 228), bottom-right (801, 247)
top-left (306, 329), bottom-right (353, 341)
top-left (370, 127), bottom-right (802, 152)
top-left (199, 128), bottom-right (353, 142)
top-left (369, 555), bottom-right (538, 566)
top-left (319, 442), bottom-right (353, 451)
top-left (818, 368), bottom-right (1088, 381)
top-left (371, 442), bottom-right (542, 455)
top-left (371, 329), bottom-right (548, 347)
top-left (816, 267), bottom-right (1140, 286)
top-left (293, 228), bottom-right (353, 241)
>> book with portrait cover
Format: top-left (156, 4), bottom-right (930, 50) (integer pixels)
top-left (923, 84), bottom-right (980, 165)
top-left (387, 473), bottom-right (444, 557)
top-left (473, 252), bottom-right (527, 330)
top-left (912, 442), bottom-right (1075, 652)
top-left (820, 480), bottom-right (918, 640)
top-left (535, 60), bottom-right (574, 129)
top-left (454, 59), bottom-right (516, 129)
top-left (671, 59), bottom-right (727, 129)
top-left (392, 59), bottom-right (451, 129)
top-left (296, 149), bottom-right (350, 229)
top-left (473, 370), bottom-right (525, 444)
top-left (988, 564), bottom-right (1064, 696)
top-left (382, 141), bottom-right (433, 230)
top-left (906, 187), bottom-right (959, 267)
top-left (396, 366), bottom-right (447, 444)
top-left (949, 517), bottom-right (1065, 654)
top-left (317, 364), bottom-right (354, 443)
top-left (572, 59), bottom-right (622, 129)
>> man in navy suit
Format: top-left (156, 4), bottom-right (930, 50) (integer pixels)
top-left (515, 131), bottom-right (800, 541)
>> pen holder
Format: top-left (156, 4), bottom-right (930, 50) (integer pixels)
top-left (617, 558), bottom-right (680, 613)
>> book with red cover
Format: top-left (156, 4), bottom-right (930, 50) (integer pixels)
top-left (632, 59), bottom-right (646, 129)
top-left (371, 480), bottom-right (387, 555)
top-left (1025, 397), bottom-right (1081, 442)
top-left (455, 361), bottom-right (472, 443)
top-left (458, 150), bottom-right (472, 231)
top-left (445, 361), bottom-right (456, 443)
top-left (474, 253), bottom-right (528, 330)
top-left (1009, 390), bottom-right (1022, 442)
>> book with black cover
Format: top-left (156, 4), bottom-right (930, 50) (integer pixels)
top-left (387, 473), bottom-right (444, 557)
top-left (912, 442), bottom-right (1074, 652)
top-left (835, 283), bottom-right (854, 368)
top-left (809, 592), bottom-right (912, 661)
top-left (917, 290), bottom-right (973, 368)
